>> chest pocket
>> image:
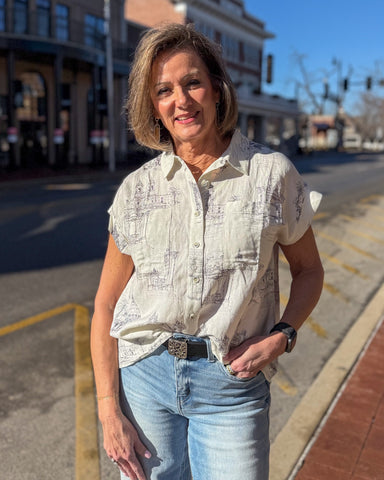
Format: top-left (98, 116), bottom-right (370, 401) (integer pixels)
top-left (222, 201), bottom-right (261, 268)
top-left (129, 207), bottom-right (172, 275)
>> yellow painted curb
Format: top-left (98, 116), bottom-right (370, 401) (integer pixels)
top-left (0, 304), bottom-right (100, 480)
top-left (270, 284), bottom-right (384, 480)
top-left (74, 305), bottom-right (100, 480)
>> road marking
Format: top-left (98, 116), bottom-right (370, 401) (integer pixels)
top-left (0, 304), bottom-right (100, 480)
top-left (319, 251), bottom-right (369, 279)
top-left (340, 214), bottom-right (384, 233)
top-left (274, 370), bottom-right (298, 396)
top-left (322, 282), bottom-right (350, 303)
top-left (280, 294), bottom-right (327, 339)
top-left (362, 209), bottom-right (384, 222)
top-left (316, 231), bottom-right (378, 260)
top-left (360, 194), bottom-right (383, 204)
top-left (74, 306), bottom-right (100, 480)
top-left (313, 212), bottom-right (330, 221)
top-left (347, 228), bottom-right (384, 246)
top-left (0, 303), bottom-right (77, 337)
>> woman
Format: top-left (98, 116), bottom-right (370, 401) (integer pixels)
top-left (90, 23), bottom-right (324, 480)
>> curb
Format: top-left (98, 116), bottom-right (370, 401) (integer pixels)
top-left (269, 283), bottom-right (384, 480)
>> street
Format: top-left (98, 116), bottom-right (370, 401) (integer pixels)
top-left (1, 150), bottom-right (384, 479)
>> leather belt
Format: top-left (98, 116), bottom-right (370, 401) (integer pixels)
top-left (164, 337), bottom-right (208, 359)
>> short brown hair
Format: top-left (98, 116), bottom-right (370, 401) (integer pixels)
top-left (125, 23), bottom-right (238, 151)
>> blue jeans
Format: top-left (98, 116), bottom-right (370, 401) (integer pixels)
top-left (119, 334), bottom-right (271, 480)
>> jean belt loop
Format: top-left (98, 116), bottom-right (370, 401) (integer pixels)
top-left (204, 338), bottom-right (215, 362)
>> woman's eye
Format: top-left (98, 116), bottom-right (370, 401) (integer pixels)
top-left (188, 79), bottom-right (200, 87)
top-left (157, 87), bottom-right (170, 95)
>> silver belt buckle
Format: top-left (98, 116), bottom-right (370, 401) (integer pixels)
top-left (168, 338), bottom-right (188, 359)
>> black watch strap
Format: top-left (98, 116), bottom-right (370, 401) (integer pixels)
top-left (269, 322), bottom-right (297, 353)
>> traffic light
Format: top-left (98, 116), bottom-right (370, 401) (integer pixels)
top-left (323, 82), bottom-right (329, 99)
top-left (266, 54), bottom-right (273, 84)
top-left (366, 77), bottom-right (372, 90)
top-left (343, 78), bottom-right (348, 91)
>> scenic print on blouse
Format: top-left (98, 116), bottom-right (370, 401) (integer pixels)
top-left (108, 130), bottom-right (321, 379)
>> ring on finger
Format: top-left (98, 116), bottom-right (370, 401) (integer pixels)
top-left (225, 364), bottom-right (236, 376)
top-left (109, 457), bottom-right (117, 465)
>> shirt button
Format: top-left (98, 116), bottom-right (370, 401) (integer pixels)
top-left (194, 210), bottom-right (201, 217)
top-left (193, 277), bottom-right (200, 284)
top-left (201, 180), bottom-right (209, 188)
top-left (194, 242), bottom-right (200, 248)
top-left (189, 313), bottom-right (195, 319)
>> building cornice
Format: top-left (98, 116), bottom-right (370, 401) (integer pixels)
top-left (172, 0), bottom-right (274, 39)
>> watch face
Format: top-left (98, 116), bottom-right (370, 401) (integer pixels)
top-left (286, 332), bottom-right (297, 353)
top-left (270, 323), bottom-right (297, 352)
top-left (281, 326), bottom-right (297, 352)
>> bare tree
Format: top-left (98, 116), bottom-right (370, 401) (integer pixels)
top-left (353, 93), bottom-right (384, 141)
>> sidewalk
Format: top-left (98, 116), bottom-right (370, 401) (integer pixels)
top-left (295, 316), bottom-right (384, 479)
top-left (270, 285), bottom-right (384, 480)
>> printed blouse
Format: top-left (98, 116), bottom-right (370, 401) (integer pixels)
top-left (108, 130), bottom-right (321, 380)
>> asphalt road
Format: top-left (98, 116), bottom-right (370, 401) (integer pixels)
top-left (1, 150), bottom-right (384, 479)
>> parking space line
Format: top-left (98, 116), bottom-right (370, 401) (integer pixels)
top-left (340, 214), bottom-right (384, 233)
top-left (74, 305), bottom-right (100, 480)
top-left (347, 228), bottom-right (384, 246)
top-left (322, 282), bottom-right (349, 303)
top-left (319, 251), bottom-right (369, 279)
top-left (280, 294), bottom-right (327, 338)
top-left (316, 231), bottom-right (378, 260)
top-left (360, 194), bottom-right (384, 204)
top-left (0, 304), bottom-right (100, 480)
top-left (0, 303), bottom-right (77, 337)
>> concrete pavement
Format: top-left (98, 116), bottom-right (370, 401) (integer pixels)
top-left (271, 283), bottom-right (384, 479)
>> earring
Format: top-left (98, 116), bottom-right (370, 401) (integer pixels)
top-left (215, 102), bottom-right (220, 127)
top-left (154, 118), bottom-right (160, 143)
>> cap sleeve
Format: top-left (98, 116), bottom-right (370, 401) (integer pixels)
top-left (277, 161), bottom-right (322, 245)
top-left (108, 180), bottom-right (131, 255)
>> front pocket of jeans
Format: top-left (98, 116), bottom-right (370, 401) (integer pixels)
top-left (217, 361), bottom-right (259, 383)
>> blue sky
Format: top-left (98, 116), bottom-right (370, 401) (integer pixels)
top-left (244, 0), bottom-right (384, 114)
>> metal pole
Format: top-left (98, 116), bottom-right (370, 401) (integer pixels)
top-left (104, 0), bottom-right (115, 172)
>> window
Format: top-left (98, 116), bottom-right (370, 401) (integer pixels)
top-left (0, 0), bottom-right (5, 32)
top-left (84, 14), bottom-right (104, 50)
top-left (56, 4), bottom-right (69, 41)
top-left (14, 0), bottom-right (28, 34)
top-left (243, 44), bottom-right (260, 67)
top-left (221, 33), bottom-right (239, 62)
top-left (194, 21), bottom-right (215, 41)
top-left (36, 0), bottom-right (50, 37)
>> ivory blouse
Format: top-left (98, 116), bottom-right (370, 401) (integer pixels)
top-left (108, 130), bottom-right (321, 380)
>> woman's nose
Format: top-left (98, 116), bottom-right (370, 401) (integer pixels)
top-left (175, 87), bottom-right (190, 107)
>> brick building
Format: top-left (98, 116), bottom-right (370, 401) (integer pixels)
top-left (0, 0), bottom-right (147, 171)
top-left (125, 0), bottom-right (300, 151)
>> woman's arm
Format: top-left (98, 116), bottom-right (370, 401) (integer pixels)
top-left (90, 234), bottom-right (151, 479)
top-left (223, 227), bottom-right (324, 378)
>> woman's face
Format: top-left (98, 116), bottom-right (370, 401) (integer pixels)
top-left (150, 49), bottom-right (220, 150)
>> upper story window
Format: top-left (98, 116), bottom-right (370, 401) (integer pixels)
top-left (0, 0), bottom-right (6, 32)
top-left (221, 33), bottom-right (239, 62)
top-left (84, 14), bottom-right (104, 50)
top-left (221, 0), bottom-right (242, 16)
top-left (194, 21), bottom-right (215, 41)
top-left (243, 44), bottom-right (260, 68)
top-left (56, 4), bottom-right (69, 41)
top-left (37, 0), bottom-right (50, 37)
top-left (14, 0), bottom-right (28, 34)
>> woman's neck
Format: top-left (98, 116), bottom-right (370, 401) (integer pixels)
top-left (175, 136), bottom-right (230, 181)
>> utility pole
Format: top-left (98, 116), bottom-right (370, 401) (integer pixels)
top-left (104, 0), bottom-right (115, 172)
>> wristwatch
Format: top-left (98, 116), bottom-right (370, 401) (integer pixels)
top-left (269, 322), bottom-right (297, 353)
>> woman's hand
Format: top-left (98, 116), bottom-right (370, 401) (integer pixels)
top-left (101, 411), bottom-right (151, 480)
top-left (223, 333), bottom-right (286, 378)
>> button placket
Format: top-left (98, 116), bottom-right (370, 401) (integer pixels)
top-left (185, 179), bottom-right (205, 324)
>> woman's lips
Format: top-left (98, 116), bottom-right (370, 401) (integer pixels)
top-left (175, 112), bottom-right (199, 124)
